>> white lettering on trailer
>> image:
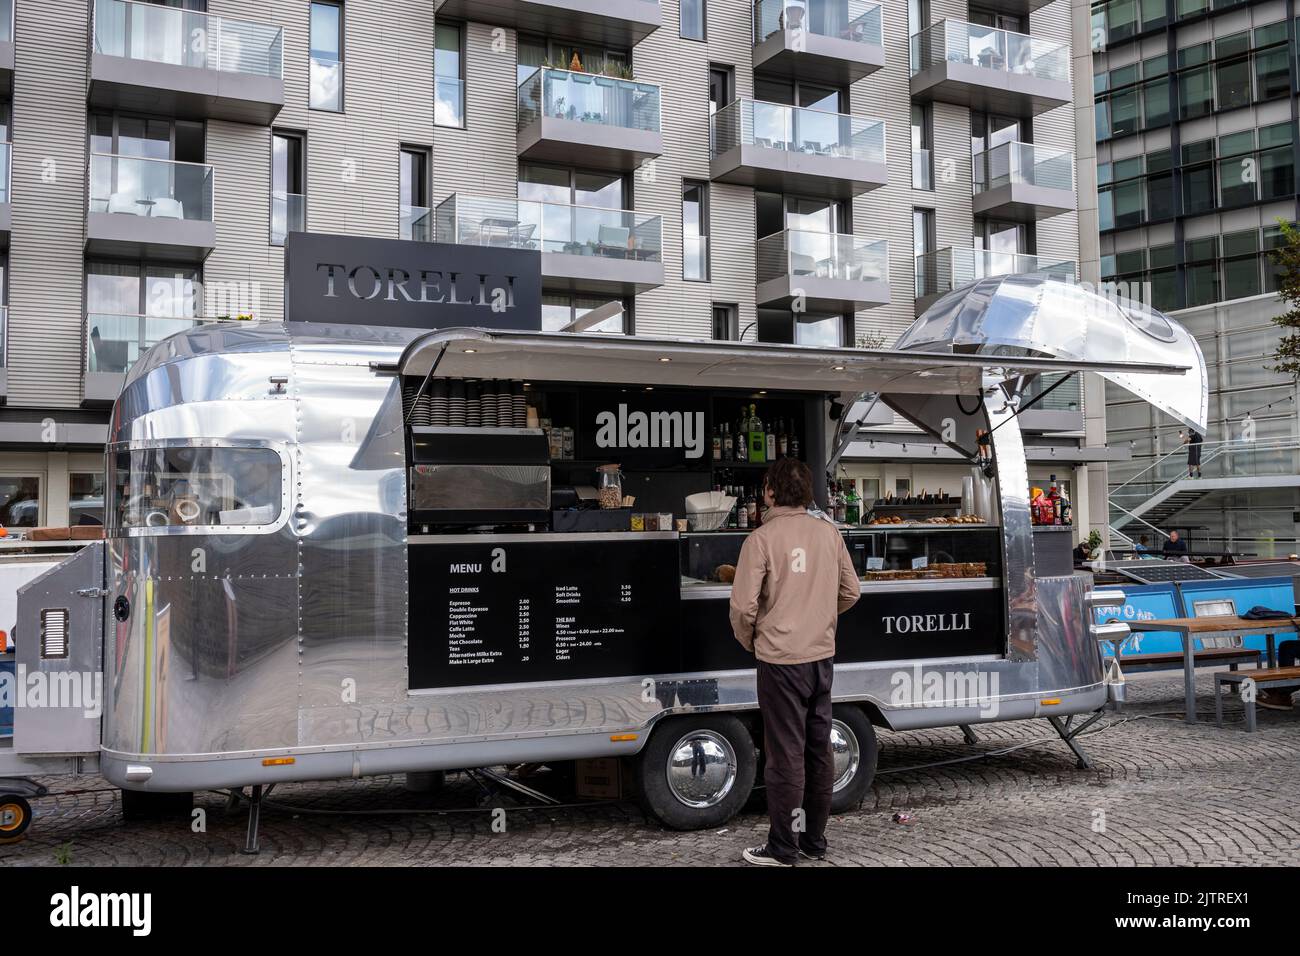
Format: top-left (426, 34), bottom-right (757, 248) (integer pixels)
top-left (882, 612), bottom-right (972, 635)
top-left (594, 403), bottom-right (706, 459)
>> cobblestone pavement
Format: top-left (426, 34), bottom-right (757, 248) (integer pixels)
top-left (3, 671), bottom-right (1298, 867)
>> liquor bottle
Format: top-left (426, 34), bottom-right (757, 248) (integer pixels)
top-left (845, 484), bottom-right (861, 525)
top-left (790, 426), bottom-right (800, 461)
top-left (735, 408), bottom-right (748, 462)
top-left (719, 423), bottom-right (730, 461)
top-left (777, 419), bottom-right (788, 459)
top-left (1060, 485), bottom-right (1072, 526)
top-left (746, 488), bottom-right (758, 527)
top-left (712, 424), bottom-right (722, 461)
top-left (1048, 475), bottom-right (1062, 525)
top-left (766, 420), bottom-right (777, 462)
top-left (748, 404), bottom-right (766, 464)
top-left (737, 490), bottom-right (749, 528)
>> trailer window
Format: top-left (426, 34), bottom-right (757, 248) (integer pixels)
top-left (110, 446), bottom-right (283, 530)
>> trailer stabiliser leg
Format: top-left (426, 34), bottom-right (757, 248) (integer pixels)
top-left (1046, 711), bottom-right (1103, 770)
top-left (241, 783), bottom-right (276, 855)
top-left (959, 725), bottom-right (980, 746)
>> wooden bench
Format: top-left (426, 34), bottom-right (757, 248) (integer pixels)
top-left (1105, 647), bottom-right (1262, 673)
top-left (1214, 666), bottom-right (1300, 731)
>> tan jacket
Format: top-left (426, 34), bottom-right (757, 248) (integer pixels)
top-left (728, 505), bottom-right (861, 665)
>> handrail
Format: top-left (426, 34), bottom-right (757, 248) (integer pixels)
top-left (1110, 436), bottom-right (1300, 503)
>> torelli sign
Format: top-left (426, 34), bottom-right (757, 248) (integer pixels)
top-left (284, 232), bottom-right (542, 331)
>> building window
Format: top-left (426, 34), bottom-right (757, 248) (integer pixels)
top-left (435, 23), bottom-right (464, 128)
top-left (271, 131), bottom-right (305, 246)
top-left (681, 0), bottom-right (705, 40)
top-left (70, 473), bottom-right (106, 527)
top-left (712, 303), bottom-right (738, 340)
top-left (401, 148), bottom-right (431, 241)
top-left (309, 2), bottom-right (343, 111)
top-left (683, 181), bottom-right (708, 281)
top-left (541, 293), bottom-right (626, 334)
top-left (911, 104), bottom-right (933, 190)
top-left (85, 261), bottom-right (201, 374)
top-left (0, 475), bottom-right (40, 527)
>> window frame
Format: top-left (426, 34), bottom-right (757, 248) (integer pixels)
top-left (434, 20), bottom-right (466, 129)
top-left (682, 179), bottom-right (709, 282)
top-left (680, 0), bottom-right (706, 42)
top-left (308, 0), bottom-right (345, 113)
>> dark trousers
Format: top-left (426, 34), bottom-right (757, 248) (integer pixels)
top-left (756, 657), bottom-right (834, 863)
top-left (1280, 639), bottom-right (1298, 668)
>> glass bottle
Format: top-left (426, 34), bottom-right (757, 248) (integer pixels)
top-left (748, 403), bottom-right (765, 464)
top-left (735, 408), bottom-right (748, 462)
top-left (777, 419), bottom-right (788, 459)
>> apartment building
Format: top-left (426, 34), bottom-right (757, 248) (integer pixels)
top-left (0, 0), bottom-right (1100, 531)
top-left (1092, 0), bottom-right (1300, 553)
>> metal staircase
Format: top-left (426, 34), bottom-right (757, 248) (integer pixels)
top-left (1109, 437), bottom-right (1300, 538)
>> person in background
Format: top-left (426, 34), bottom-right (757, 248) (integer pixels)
top-left (1162, 530), bottom-right (1188, 560)
top-left (729, 458), bottom-right (860, 867)
top-left (1134, 535), bottom-right (1152, 558)
top-left (1183, 429), bottom-right (1204, 478)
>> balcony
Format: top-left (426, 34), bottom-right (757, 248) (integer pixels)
top-left (84, 312), bottom-right (207, 403)
top-left (1018, 371), bottom-right (1084, 434)
top-left (402, 205), bottom-right (434, 243)
top-left (753, 0), bottom-right (885, 85)
top-left (909, 20), bottom-right (1071, 118)
top-left (756, 230), bottom-right (889, 311)
top-left (517, 68), bottom-right (662, 171)
top-left (913, 246), bottom-right (1075, 314)
top-left (972, 142), bottom-right (1076, 222)
top-left (271, 191), bottom-right (305, 246)
top-left (435, 194), bottom-right (664, 295)
top-left (432, 0), bottom-right (661, 47)
top-left (86, 153), bottom-right (216, 262)
top-left (710, 100), bottom-right (887, 198)
top-left (89, 0), bottom-right (284, 125)
top-left (0, 0), bottom-right (13, 94)
top-left (0, 143), bottom-right (10, 245)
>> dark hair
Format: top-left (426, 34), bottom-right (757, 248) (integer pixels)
top-left (763, 458), bottom-right (814, 508)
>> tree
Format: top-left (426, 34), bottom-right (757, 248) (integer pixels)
top-left (1268, 219), bottom-right (1300, 379)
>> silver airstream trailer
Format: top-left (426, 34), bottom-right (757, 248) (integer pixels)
top-left (1, 274), bottom-right (1207, 846)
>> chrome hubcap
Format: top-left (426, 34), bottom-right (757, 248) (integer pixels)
top-left (666, 730), bottom-right (738, 809)
top-left (830, 719), bottom-right (860, 793)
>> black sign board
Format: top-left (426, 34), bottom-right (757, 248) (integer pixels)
top-left (409, 538), bottom-right (681, 689)
top-left (284, 232), bottom-right (542, 331)
top-left (576, 388), bottom-right (712, 469)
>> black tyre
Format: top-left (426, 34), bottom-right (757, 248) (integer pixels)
top-left (828, 705), bottom-right (879, 814)
top-left (120, 788), bottom-right (194, 822)
top-left (635, 715), bottom-right (757, 830)
top-left (0, 794), bottom-right (33, 843)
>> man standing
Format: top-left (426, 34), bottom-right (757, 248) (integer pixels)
top-left (729, 458), bottom-right (861, 866)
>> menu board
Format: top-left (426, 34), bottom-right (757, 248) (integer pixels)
top-left (409, 537), bottom-right (681, 689)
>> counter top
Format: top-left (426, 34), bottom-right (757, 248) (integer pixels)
top-left (680, 576), bottom-right (1002, 599)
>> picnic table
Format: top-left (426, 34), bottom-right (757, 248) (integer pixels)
top-left (1123, 615), bottom-right (1297, 724)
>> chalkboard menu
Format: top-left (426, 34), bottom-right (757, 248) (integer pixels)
top-left (409, 536), bottom-right (681, 689)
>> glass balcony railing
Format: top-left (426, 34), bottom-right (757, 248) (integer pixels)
top-left (684, 235), bottom-right (708, 281)
top-left (909, 19), bottom-right (1069, 84)
top-left (402, 205), bottom-right (434, 242)
top-left (435, 75), bottom-right (465, 127)
top-left (1022, 371), bottom-right (1083, 413)
top-left (757, 230), bottom-right (888, 284)
top-left (0, 142), bottom-right (10, 203)
top-left (310, 54), bottom-right (343, 110)
top-left (271, 192), bottom-right (305, 246)
top-left (435, 194), bottom-right (663, 263)
top-left (973, 142), bottom-right (1073, 194)
top-left (518, 68), bottom-right (661, 134)
top-left (89, 153), bottom-right (214, 222)
top-left (94, 0), bottom-right (283, 78)
top-left (86, 313), bottom-right (206, 375)
top-left (753, 0), bottom-right (883, 46)
top-left (912, 147), bottom-right (933, 190)
top-left (914, 247), bottom-right (1075, 298)
top-left (711, 99), bottom-right (885, 163)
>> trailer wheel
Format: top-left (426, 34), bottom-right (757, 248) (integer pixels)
top-left (120, 789), bottom-right (194, 822)
top-left (829, 705), bottom-right (878, 814)
top-left (636, 715), bottom-right (756, 831)
top-left (0, 794), bottom-right (33, 843)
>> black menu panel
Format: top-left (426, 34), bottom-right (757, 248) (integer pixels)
top-left (410, 538), bottom-right (682, 689)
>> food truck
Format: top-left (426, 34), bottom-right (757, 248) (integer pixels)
top-left (0, 247), bottom-right (1208, 846)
